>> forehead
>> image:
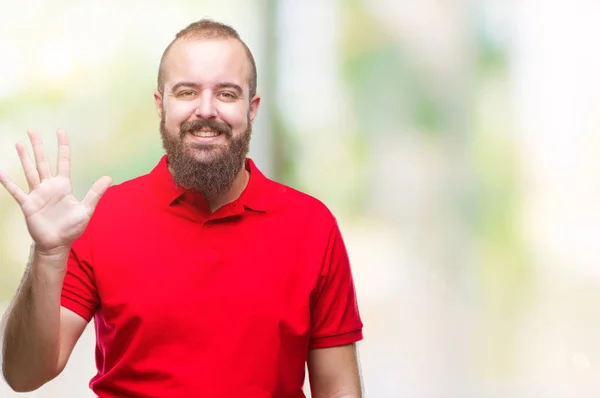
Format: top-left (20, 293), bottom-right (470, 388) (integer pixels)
top-left (163, 38), bottom-right (251, 91)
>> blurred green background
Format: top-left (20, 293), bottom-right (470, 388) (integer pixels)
top-left (2, 0), bottom-right (600, 397)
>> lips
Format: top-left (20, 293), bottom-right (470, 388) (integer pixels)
top-left (180, 120), bottom-right (232, 139)
top-left (190, 130), bottom-right (220, 138)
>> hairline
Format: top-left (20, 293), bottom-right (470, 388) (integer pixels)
top-left (157, 35), bottom-right (257, 99)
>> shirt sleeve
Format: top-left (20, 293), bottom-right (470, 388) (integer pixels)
top-left (60, 226), bottom-right (99, 322)
top-left (309, 220), bottom-right (363, 349)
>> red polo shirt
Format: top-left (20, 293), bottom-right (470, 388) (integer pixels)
top-left (61, 156), bottom-right (363, 398)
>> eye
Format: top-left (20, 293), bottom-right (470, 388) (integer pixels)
top-left (178, 90), bottom-right (196, 98)
top-left (218, 91), bottom-right (238, 101)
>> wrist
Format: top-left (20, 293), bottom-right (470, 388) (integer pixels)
top-left (31, 243), bottom-right (71, 259)
top-left (29, 243), bottom-right (71, 273)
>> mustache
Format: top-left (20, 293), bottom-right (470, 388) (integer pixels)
top-left (179, 119), bottom-right (232, 138)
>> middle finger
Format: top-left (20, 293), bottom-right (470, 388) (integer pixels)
top-left (27, 129), bottom-right (53, 181)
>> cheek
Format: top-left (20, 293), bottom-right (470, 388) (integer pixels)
top-left (217, 104), bottom-right (249, 130)
top-left (165, 103), bottom-right (197, 127)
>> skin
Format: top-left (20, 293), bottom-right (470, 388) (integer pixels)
top-left (0, 36), bottom-right (362, 396)
top-left (308, 344), bottom-right (363, 398)
top-left (154, 38), bottom-right (261, 211)
top-left (0, 129), bottom-right (110, 392)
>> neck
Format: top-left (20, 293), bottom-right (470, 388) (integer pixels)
top-left (167, 159), bottom-right (250, 213)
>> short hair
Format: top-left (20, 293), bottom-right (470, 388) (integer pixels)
top-left (157, 19), bottom-right (257, 99)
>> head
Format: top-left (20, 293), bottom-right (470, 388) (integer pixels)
top-left (154, 19), bottom-right (261, 199)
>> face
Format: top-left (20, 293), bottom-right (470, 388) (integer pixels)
top-left (154, 38), bottom-right (260, 199)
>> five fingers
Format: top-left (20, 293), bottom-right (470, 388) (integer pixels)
top-left (1, 128), bottom-right (76, 203)
top-left (1, 129), bottom-right (110, 210)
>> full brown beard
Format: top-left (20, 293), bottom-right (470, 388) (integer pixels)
top-left (160, 114), bottom-right (252, 200)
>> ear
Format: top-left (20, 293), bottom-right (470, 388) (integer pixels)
top-left (153, 90), bottom-right (164, 118)
top-left (248, 94), bottom-right (261, 123)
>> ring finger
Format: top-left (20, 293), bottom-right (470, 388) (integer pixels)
top-left (16, 142), bottom-right (41, 191)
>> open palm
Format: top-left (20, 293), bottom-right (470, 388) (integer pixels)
top-left (0, 129), bottom-right (112, 254)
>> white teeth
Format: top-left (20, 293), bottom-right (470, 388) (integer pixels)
top-left (191, 130), bottom-right (219, 137)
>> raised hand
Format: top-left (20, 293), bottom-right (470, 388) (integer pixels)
top-left (0, 129), bottom-right (112, 255)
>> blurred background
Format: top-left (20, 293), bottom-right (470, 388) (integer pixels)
top-left (1, 0), bottom-right (600, 396)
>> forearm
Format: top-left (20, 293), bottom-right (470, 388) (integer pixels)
top-left (2, 245), bottom-right (68, 392)
top-left (308, 344), bottom-right (363, 398)
top-left (310, 375), bottom-right (362, 398)
top-left (311, 390), bottom-right (362, 398)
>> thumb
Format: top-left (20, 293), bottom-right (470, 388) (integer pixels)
top-left (83, 176), bottom-right (113, 213)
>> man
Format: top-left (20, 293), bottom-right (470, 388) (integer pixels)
top-left (0, 19), bottom-right (363, 397)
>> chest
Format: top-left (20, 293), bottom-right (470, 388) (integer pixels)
top-left (92, 215), bottom-right (319, 341)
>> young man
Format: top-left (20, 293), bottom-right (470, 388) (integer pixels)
top-left (0, 19), bottom-right (363, 397)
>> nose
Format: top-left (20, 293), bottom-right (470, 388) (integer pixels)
top-left (194, 92), bottom-right (217, 119)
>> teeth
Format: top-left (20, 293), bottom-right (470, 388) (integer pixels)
top-left (191, 130), bottom-right (219, 137)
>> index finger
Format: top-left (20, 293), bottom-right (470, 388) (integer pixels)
top-left (56, 129), bottom-right (70, 178)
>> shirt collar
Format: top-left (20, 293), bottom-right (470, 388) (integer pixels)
top-left (149, 155), bottom-right (270, 212)
top-left (241, 158), bottom-right (270, 212)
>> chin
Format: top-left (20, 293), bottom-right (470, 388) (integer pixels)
top-left (187, 148), bottom-right (223, 164)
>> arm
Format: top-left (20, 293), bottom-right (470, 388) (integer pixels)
top-left (2, 246), bottom-right (88, 392)
top-left (308, 221), bottom-right (364, 397)
top-left (307, 344), bottom-right (362, 398)
top-left (0, 129), bottom-right (110, 392)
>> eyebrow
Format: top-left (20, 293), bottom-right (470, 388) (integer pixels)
top-left (170, 81), bottom-right (243, 95)
top-left (216, 83), bottom-right (243, 94)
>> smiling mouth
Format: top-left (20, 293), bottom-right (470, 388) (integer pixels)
top-left (190, 130), bottom-right (221, 138)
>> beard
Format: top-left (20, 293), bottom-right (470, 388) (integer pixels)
top-left (160, 114), bottom-right (252, 200)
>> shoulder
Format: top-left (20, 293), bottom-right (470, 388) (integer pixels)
top-left (264, 178), bottom-right (338, 229)
top-left (84, 168), bottom-right (160, 228)
top-left (95, 173), bottom-right (152, 209)
top-left (71, 172), bottom-right (154, 247)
